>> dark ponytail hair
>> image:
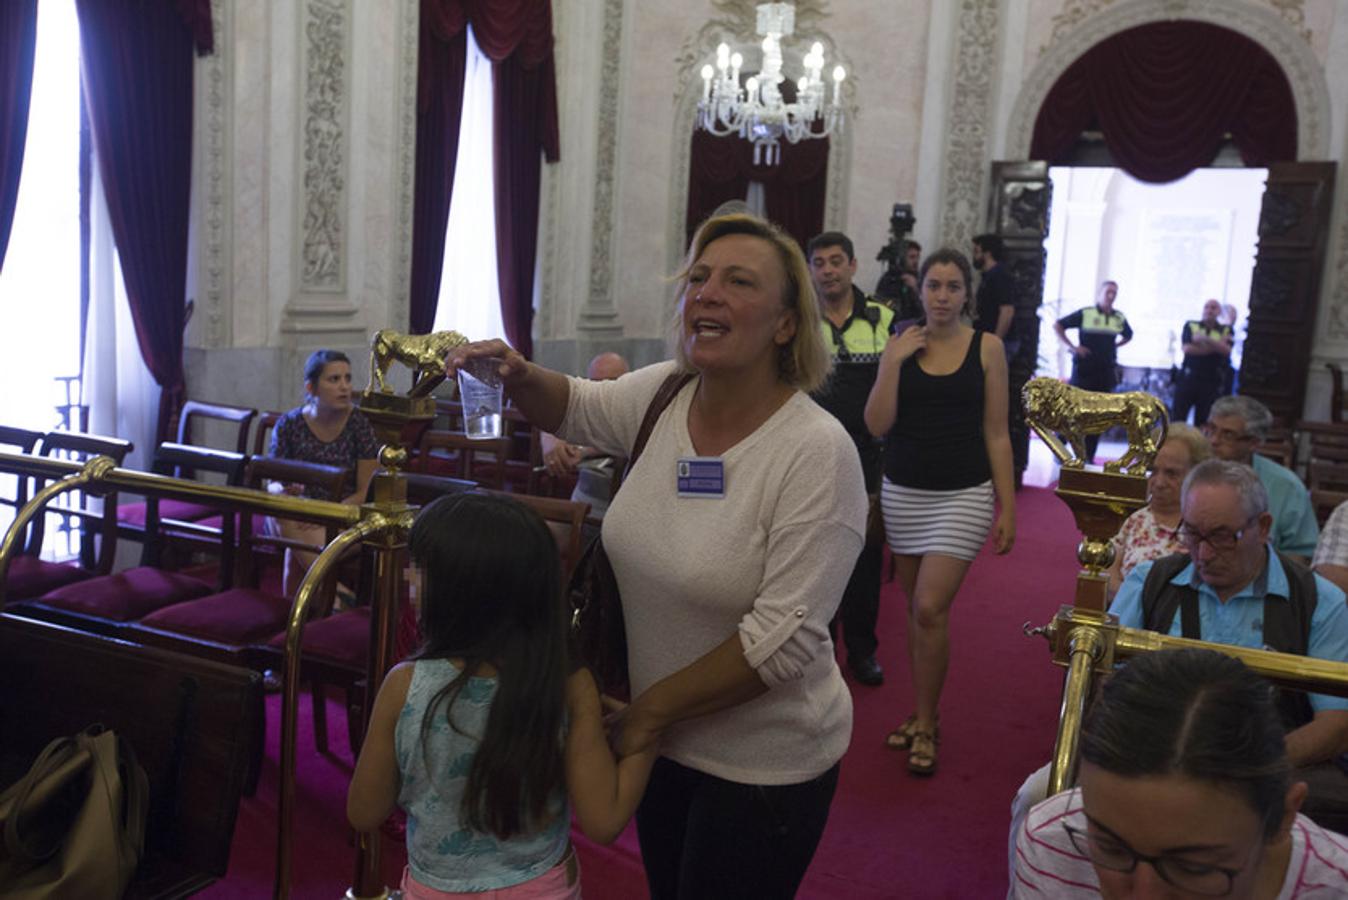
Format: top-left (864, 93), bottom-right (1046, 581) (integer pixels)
top-left (1081, 649), bottom-right (1291, 839)
top-left (408, 491), bottom-right (568, 839)
top-left (303, 349), bottom-right (350, 388)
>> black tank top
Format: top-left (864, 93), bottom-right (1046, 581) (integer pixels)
top-left (883, 329), bottom-right (991, 490)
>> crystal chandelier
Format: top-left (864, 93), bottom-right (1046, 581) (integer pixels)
top-left (697, 3), bottom-right (846, 166)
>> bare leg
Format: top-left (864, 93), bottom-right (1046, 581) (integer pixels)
top-left (908, 554), bottom-right (974, 732)
top-left (276, 518), bottom-right (324, 598)
top-left (891, 554), bottom-right (920, 688)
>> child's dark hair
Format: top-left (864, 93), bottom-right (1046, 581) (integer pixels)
top-left (304, 349), bottom-right (350, 386)
top-left (1081, 648), bottom-right (1291, 840)
top-left (409, 491), bottom-right (568, 839)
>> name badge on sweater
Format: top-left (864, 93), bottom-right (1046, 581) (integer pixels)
top-left (677, 457), bottom-right (725, 498)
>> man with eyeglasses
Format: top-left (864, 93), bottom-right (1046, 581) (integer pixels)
top-left (1110, 458), bottom-right (1348, 830)
top-left (1203, 394), bottom-right (1318, 562)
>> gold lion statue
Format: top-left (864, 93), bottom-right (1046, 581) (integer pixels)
top-left (1022, 377), bottom-right (1168, 475)
top-left (368, 329), bottom-right (468, 397)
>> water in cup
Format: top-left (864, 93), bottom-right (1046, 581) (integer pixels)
top-left (458, 358), bottom-right (504, 440)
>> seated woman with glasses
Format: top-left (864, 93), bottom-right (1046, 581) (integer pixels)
top-left (1013, 648), bottom-right (1348, 899)
top-left (1105, 423), bottom-right (1210, 600)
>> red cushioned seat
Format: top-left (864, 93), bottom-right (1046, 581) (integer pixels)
top-left (38, 567), bottom-right (214, 621)
top-left (266, 607), bottom-right (368, 669)
top-left (139, 588), bottom-right (290, 644)
top-left (5, 557), bottom-right (93, 602)
top-left (117, 498), bottom-right (218, 527)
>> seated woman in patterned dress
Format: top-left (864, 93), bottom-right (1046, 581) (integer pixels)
top-left (1105, 423), bottom-right (1210, 600)
top-left (269, 349), bottom-right (380, 598)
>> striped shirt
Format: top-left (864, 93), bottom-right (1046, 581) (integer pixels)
top-left (1013, 788), bottom-right (1348, 898)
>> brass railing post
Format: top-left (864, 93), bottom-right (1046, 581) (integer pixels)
top-left (1047, 624), bottom-right (1103, 795)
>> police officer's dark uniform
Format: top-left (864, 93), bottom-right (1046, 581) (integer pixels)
top-left (1172, 318), bottom-right (1233, 427)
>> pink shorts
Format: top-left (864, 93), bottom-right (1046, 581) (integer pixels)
top-left (400, 849), bottom-right (581, 900)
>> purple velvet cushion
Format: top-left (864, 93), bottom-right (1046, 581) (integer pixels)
top-left (5, 558), bottom-right (92, 602)
top-left (118, 499), bottom-right (218, 527)
top-left (140, 588), bottom-right (290, 643)
top-left (266, 608), bottom-right (368, 670)
top-left (38, 567), bottom-right (214, 621)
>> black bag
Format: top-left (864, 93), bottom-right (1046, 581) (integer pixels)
top-left (568, 372), bottom-right (694, 699)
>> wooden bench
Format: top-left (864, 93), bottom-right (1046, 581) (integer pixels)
top-left (0, 613), bottom-right (263, 898)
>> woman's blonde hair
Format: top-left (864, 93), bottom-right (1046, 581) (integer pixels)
top-left (1164, 422), bottom-right (1211, 467)
top-left (672, 214), bottom-right (831, 394)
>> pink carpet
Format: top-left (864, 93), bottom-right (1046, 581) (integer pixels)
top-left (202, 486), bottom-right (1081, 898)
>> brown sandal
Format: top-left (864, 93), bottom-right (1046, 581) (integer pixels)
top-left (907, 728), bottom-right (938, 775)
top-left (884, 715), bottom-right (917, 750)
top-left (885, 715), bottom-right (939, 751)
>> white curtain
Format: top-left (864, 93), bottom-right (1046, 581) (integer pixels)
top-left (432, 25), bottom-right (506, 343)
top-left (82, 161), bottom-right (158, 475)
top-left (745, 181), bottom-right (767, 218)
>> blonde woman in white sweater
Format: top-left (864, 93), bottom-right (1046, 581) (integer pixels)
top-left (447, 213), bottom-right (867, 899)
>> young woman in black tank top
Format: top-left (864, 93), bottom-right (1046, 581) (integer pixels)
top-left (862, 248), bottom-right (1016, 776)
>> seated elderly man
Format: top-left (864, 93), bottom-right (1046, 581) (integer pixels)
top-left (1204, 394), bottom-right (1318, 561)
top-left (1007, 458), bottom-right (1348, 885)
top-left (1111, 458), bottom-right (1348, 829)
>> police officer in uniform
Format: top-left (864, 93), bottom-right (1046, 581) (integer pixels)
top-left (808, 231), bottom-right (894, 686)
top-left (1172, 298), bottom-right (1234, 427)
top-left (1054, 280), bottom-right (1133, 461)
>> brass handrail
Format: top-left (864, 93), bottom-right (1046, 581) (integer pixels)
top-left (1037, 608), bottom-right (1348, 794)
top-left (274, 511), bottom-right (409, 900)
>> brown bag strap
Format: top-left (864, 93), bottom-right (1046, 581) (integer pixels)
top-left (621, 372), bottom-right (696, 482)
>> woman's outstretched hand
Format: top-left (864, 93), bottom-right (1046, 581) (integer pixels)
top-left (445, 339), bottom-right (530, 385)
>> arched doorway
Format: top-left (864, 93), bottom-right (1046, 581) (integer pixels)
top-left (989, 7), bottom-right (1333, 467)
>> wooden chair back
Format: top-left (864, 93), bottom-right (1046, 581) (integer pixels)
top-left (176, 400), bottom-right (258, 457)
top-left (0, 613), bottom-right (263, 896)
top-left (29, 430), bottom-right (133, 574)
top-left (484, 489), bottom-right (591, 579)
top-left (252, 410), bottom-right (284, 458)
top-left (1254, 424), bottom-right (1296, 472)
top-left (1308, 460), bottom-right (1348, 493)
top-left (1311, 487), bottom-right (1348, 529)
top-left (0, 425), bottom-right (43, 529)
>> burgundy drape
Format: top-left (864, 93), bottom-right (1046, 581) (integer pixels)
top-left (409, 12), bottom-right (467, 333)
top-left (686, 128), bottom-right (829, 253)
top-left (0, 0), bottom-right (37, 276)
top-left (414, 0), bottom-right (560, 358)
top-left (1031, 21), bottom-right (1295, 183)
top-left (76, 0), bottom-right (210, 442)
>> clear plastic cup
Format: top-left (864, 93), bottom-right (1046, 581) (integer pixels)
top-left (458, 357), bottom-right (504, 440)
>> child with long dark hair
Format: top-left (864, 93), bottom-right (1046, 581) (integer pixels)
top-left (347, 492), bottom-right (655, 899)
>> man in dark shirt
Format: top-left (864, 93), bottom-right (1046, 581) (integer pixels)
top-left (1172, 298), bottom-right (1234, 426)
top-left (808, 230), bottom-right (894, 687)
top-left (972, 233), bottom-right (1015, 352)
top-left (1054, 280), bottom-right (1133, 460)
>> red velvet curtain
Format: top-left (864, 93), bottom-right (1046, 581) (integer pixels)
top-left (414, 0), bottom-right (560, 357)
top-left (409, 11), bottom-right (467, 333)
top-left (1030, 21), bottom-right (1296, 183)
top-left (0, 0), bottom-right (37, 276)
top-left (686, 128), bottom-right (829, 253)
top-left (76, 0), bottom-right (211, 441)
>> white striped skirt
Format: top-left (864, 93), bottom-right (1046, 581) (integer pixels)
top-left (880, 478), bottom-right (994, 561)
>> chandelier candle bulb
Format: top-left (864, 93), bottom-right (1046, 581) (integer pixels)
top-left (695, 1), bottom-right (845, 164)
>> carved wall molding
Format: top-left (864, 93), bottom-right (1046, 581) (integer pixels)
top-left (667, 3), bottom-right (854, 273)
top-left (936, 0), bottom-right (1000, 251)
top-left (199, 0), bottom-right (230, 347)
top-left (298, 0), bottom-right (349, 293)
top-left (391, 0), bottom-right (418, 328)
top-left (1040, 0), bottom-right (1312, 56)
top-left (581, 0), bottom-right (625, 337)
top-left (1008, 0), bottom-right (1330, 160)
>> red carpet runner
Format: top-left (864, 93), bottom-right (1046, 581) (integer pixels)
top-left (200, 486), bottom-right (1081, 898)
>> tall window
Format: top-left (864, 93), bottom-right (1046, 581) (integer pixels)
top-left (0, 0), bottom-right (80, 431)
top-left (431, 26), bottom-right (505, 343)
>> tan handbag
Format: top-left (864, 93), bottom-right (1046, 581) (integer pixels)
top-left (0, 725), bottom-right (148, 899)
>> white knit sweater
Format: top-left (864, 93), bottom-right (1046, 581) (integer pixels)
top-left (560, 361), bottom-right (866, 783)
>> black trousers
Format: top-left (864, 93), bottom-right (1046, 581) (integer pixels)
top-left (1172, 374), bottom-right (1222, 427)
top-left (835, 540), bottom-right (882, 661)
top-left (635, 756), bottom-right (841, 900)
top-left (1071, 367), bottom-right (1117, 461)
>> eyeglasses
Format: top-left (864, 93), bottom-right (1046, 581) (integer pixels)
top-left (1174, 517), bottom-right (1257, 551)
top-left (1062, 824), bottom-right (1242, 896)
top-left (1202, 424), bottom-right (1256, 444)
